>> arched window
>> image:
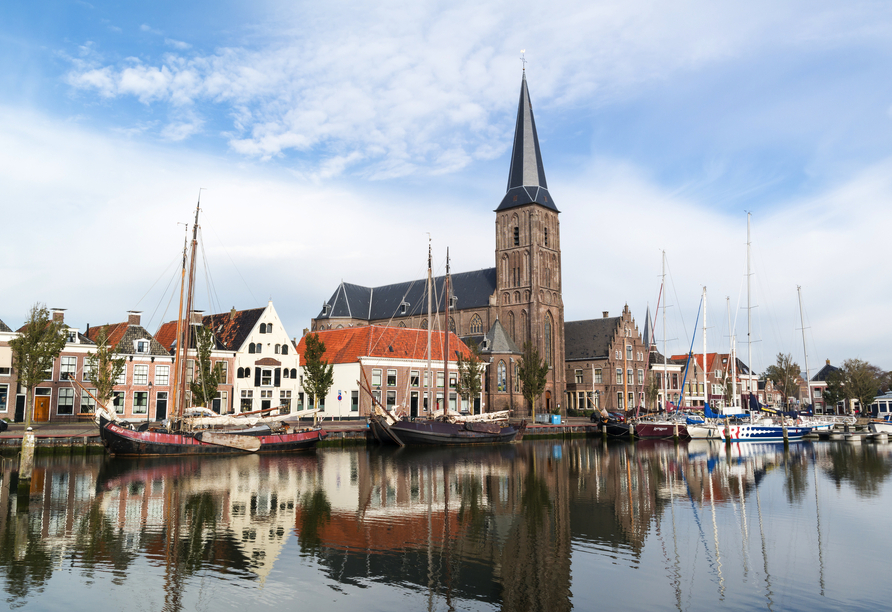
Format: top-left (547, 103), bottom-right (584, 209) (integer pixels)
top-left (267, 324), bottom-right (272, 333)
top-left (469, 314), bottom-right (482, 335)
top-left (497, 360), bottom-right (507, 392)
top-left (398, 321), bottom-right (407, 328)
top-left (290, 368), bottom-right (297, 379)
top-left (283, 369), bottom-right (289, 379)
top-left (544, 226), bottom-right (549, 247)
top-left (420, 319), bottom-right (428, 330)
top-left (248, 344), bottom-right (255, 354)
top-left (237, 367), bottom-right (244, 378)
top-left (545, 314), bottom-right (553, 367)
top-left (281, 344), bottom-right (288, 355)
top-left (259, 323), bottom-right (267, 334)
top-left (256, 343), bottom-right (262, 354)
top-left (245, 367), bottom-right (251, 377)
top-left (521, 310), bottom-right (528, 345)
top-left (448, 317), bottom-right (456, 333)
top-left (514, 362), bottom-right (520, 392)
top-left (507, 311), bottom-right (515, 341)
top-left (275, 344), bottom-right (280, 354)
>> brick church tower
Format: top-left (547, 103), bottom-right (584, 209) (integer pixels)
top-left (494, 70), bottom-right (566, 414)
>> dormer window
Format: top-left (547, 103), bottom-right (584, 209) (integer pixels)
top-left (67, 330), bottom-right (77, 343)
top-left (134, 339), bottom-right (150, 353)
top-left (322, 303), bottom-right (331, 316)
top-left (400, 301), bottom-right (409, 315)
top-left (449, 295), bottom-right (457, 309)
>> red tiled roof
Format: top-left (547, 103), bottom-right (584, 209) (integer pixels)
top-left (671, 353), bottom-right (731, 373)
top-left (295, 326), bottom-right (473, 365)
top-left (154, 321), bottom-right (179, 351)
top-left (156, 307), bottom-right (265, 352)
top-left (86, 322), bottom-right (129, 348)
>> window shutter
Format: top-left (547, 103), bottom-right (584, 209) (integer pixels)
top-left (274, 368), bottom-right (281, 387)
top-left (254, 367), bottom-right (261, 387)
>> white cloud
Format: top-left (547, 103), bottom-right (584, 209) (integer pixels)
top-left (165, 38), bottom-right (192, 50)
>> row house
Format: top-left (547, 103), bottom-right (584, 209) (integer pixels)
top-left (295, 326), bottom-right (478, 419)
top-left (668, 352), bottom-right (758, 412)
top-left (647, 350), bottom-right (686, 410)
top-left (799, 360), bottom-right (836, 413)
top-left (157, 301), bottom-right (300, 416)
top-left (0, 318), bottom-right (18, 418)
top-left (564, 306), bottom-right (649, 413)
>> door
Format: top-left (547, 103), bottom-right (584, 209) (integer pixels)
top-left (156, 392), bottom-right (168, 421)
top-left (34, 396), bottom-right (50, 422)
top-left (545, 390), bottom-right (552, 414)
top-left (473, 397), bottom-right (481, 415)
top-left (15, 395), bottom-right (25, 422)
top-left (410, 392), bottom-right (418, 418)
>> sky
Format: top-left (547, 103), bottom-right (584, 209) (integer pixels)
top-left (1, 0), bottom-right (891, 376)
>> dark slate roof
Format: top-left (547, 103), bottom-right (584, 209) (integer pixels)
top-left (496, 71), bottom-right (558, 213)
top-left (478, 320), bottom-right (521, 355)
top-left (812, 362), bottom-right (839, 382)
top-left (642, 306), bottom-right (652, 349)
top-left (0, 318), bottom-right (11, 333)
top-left (156, 307), bottom-right (265, 352)
top-left (564, 317), bottom-right (620, 361)
top-left (317, 268), bottom-right (497, 321)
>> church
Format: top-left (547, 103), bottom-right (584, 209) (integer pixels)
top-left (311, 70), bottom-right (567, 417)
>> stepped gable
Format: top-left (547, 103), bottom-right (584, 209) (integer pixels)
top-left (296, 326), bottom-right (473, 364)
top-left (316, 268), bottom-right (497, 322)
top-left (564, 317), bottom-right (621, 361)
top-left (496, 70), bottom-right (557, 213)
top-left (86, 322), bottom-right (167, 356)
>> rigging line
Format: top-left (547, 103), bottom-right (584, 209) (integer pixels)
top-left (197, 227), bottom-right (219, 316)
top-left (134, 252), bottom-right (180, 313)
top-left (204, 214), bottom-right (259, 307)
top-left (147, 256), bottom-right (183, 333)
top-left (665, 255), bottom-right (690, 355)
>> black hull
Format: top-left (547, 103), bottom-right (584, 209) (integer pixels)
top-left (99, 419), bottom-right (325, 456)
top-left (601, 421), bottom-right (636, 438)
top-left (389, 420), bottom-right (519, 445)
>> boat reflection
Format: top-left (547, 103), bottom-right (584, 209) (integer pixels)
top-left (1, 439), bottom-right (891, 610)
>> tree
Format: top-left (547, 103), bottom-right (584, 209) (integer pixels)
top-left (823, 369), bottom-right (845, 413)
top-left (86, 325), bottom-right (126, 412)
top-left (517, 342), bottom-right (548, 418)
top-left (644, 373), bottom-right (660, 412)
top-left (764, 352), bottom-right (801, 409)
top-left (301, 333), bottom-right (334, 421)
top-left (190, 326), bottom-right (222, 408)
top-left (456, 344), bottom-right (484, 414)
top-left (9, 303), bottom-right (67, 428)
top-left (837, 358), bottom-right (886, 415)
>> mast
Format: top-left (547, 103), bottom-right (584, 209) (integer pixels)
top-left (702, 286), bottom-right (707, 410)
top-left (746, 212), bottom-right (753, 412)
top-left (176, 197), bottom-right (201, 421)
top-left (798, 285), bottom-right (812, 412)
top-left (443, 248), bottom-right (450, 415)
top-left (662, 251), bottom-right (667, 411)
top-left (727, 296), bottom-right (737, 411)
top-left (170, 233), bottom-right (188, 420)
top-left (426, 239), bottom-right (433, 415)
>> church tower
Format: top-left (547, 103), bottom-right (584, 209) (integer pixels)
top-left (494, 70), bottom-right (565, 414)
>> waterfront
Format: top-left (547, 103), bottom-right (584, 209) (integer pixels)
top-left (1, 439), bottom-right (891, 611)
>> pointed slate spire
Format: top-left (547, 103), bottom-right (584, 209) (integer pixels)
top-left (497, 71), bottom-right (558, 212)
top-left (643, 305), bottom-right (653, 348)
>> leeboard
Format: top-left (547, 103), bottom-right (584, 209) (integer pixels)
top-left (197, 431), bottom-right (262, 452)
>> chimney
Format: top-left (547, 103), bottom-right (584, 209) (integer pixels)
top-left (230, 307), bottom-right (237, 321)
top-left (190, 311), bottom-right (203, 325)
top-left (602, 311), bottom-right (609, 318)
top-left (826, 359), bottom-right (830, 365)
top-left (127, 311), bottom-right (141, 326)
top-left (52, 308), bottom-right (65, 324)
top-left (303, 328), bottom-right (309, 337)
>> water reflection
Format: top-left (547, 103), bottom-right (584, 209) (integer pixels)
top-left (1, 440), bottom-right (892, 610)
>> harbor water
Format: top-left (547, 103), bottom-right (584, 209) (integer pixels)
top-left (1, 438), bottom-right (891, 611)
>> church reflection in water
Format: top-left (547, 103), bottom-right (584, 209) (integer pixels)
top-left (1, 439), bottom-right (890, 610)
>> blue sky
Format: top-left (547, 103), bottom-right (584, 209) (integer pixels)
top-left (2, 0), bottom-right (891, 375)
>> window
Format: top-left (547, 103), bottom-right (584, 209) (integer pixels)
top-left (617, 392), bottom-right (623, 410)
top-left (616, 369), bottom-right (623, 384)
top-left (275, 344), bottom-right (280, 354)
top-left (0, 384), bottom-right (8, 412)
top-left (112, 391), bottom-right (125, 414)
top-left (437, 372), bottom-right (444, 388)
top-left (545, 316), bottom-right (553, 367)
top-left (249, 344), bottom-right (255, 354)
top-left (241, 389), bottom-right (253, 412)
top-left (58, 388), bottom-right (75, 415)
top-left (594, 369), bottom-right (602, 384)
top-left (279, 390), bottom-right (291, 413)
top-left (386, 391), bottom-right (396, 410)
top-left (672, 373), bottom-right (679, 389)
top-left (261, 368), bottom-right (273, 386)
top-left (638, 369), bottom-right (644, 385)
top-left (135, 339), bottom-right (150, 353)
top-left (155, 365), bottom-right (170, 386)
top-left (261, 389), bottom-right (273, 410)
top-left (281, 344), bottom-right (288, 355)
top-left (514, 362), bottom-right (520, 392)
top-left (67, 330), bottom-right (77, 343)
top-left (449, 373), bottom-right (457, 389)
top-left (420, 319), bottom-right (428, 330)
top-left (629, 392), bottom-right (634, 408)
top-left (259, 323), bottom-right (267, 334)
top-left (186, 359), bottom-right (194, 383)
top-left (410, 371), bottom-right (420, 387)
top-left (513, 226), bottom-right (519, 246)
top-left (134, 364), bottom-right (148, 385)
top-left (61, 356), bottom-right (77, 379)
top-left (351, 390), bottom-right (359, 412)
top-left (81, 362), bottom-right (93, 382)
top-left (575, 369), bottom-right (583, 384)
top-left (218, 361), bottom-right (228, 384)
top-left (544, 226), bottom-right (548, 247)
top-left (469, 314), bottom-right (482, 335)
top-left (372, 369), bottom-right (382, 386)
top-left (615, 350), bottom-right (620, 360)
top-left (387, 369), bottom-right (397, 386)
top-left (290, 368), bottom-right (297, 378)
top-left (255, 343), bottom-right (261, 354)
top-left (400, 302), bottom-right (408, 315)
top-left (116, 367), bottom-right (126, 385)
top-left (815, 389), bottom-right (823, 398)
top-left (80, 389), bottom-right (96, 413)
top-left (297, 392), bottom-right (305, 411)
top-left (133, 391), bottom-right (148, 414)
top-left (627, 345), bottom-right (633, 361)
top-left (497, 361), bottom-right (507, 392)
top-left (627, 369), bottom-right (633, 385)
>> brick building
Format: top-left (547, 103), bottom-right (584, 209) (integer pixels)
top-left (311, 71), bottom-right (565, 417)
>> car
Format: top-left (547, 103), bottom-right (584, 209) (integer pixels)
top-left (590, 411), bottom-right (625, 423)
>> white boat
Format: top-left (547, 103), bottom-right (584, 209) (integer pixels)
top-left (868, 419), bottom-right (892, 434)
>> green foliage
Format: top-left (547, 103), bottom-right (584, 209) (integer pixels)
top-left (517, 342), bottom-right (548, 417)
top-left (189, 326), bottom-right (221, 407)
top-left (86, 325), bottom-right (126, 410)
top-left (9, 303), bottom-right (67, 428)
top-left (301, 333), bottom-right (334, 412)
top-left (645, 372), bottom-right (660, 410)
top-left (823, 369), bottom-right (845, 411)
top-left (837, 358), bottom-right (887, 414)
top-left (456, 343), bottom-right (483, 412)
top-left (764, 352), bottom-right (801, 408)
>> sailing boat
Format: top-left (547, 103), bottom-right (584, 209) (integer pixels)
top-left (366, 246), bottom-right (524, 445)
top-left (96, 199), bottom-right (327, 456)
top-left (718, 214), bottom-right (811, 443)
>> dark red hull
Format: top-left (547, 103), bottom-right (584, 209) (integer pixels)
top-left (99, 419), bottom-right (325, 456)
top-left (634, 422), bottom-right (690, 439)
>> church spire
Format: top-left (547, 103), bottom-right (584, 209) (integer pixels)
top-left (497, 71), bottom-right (558, 212)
